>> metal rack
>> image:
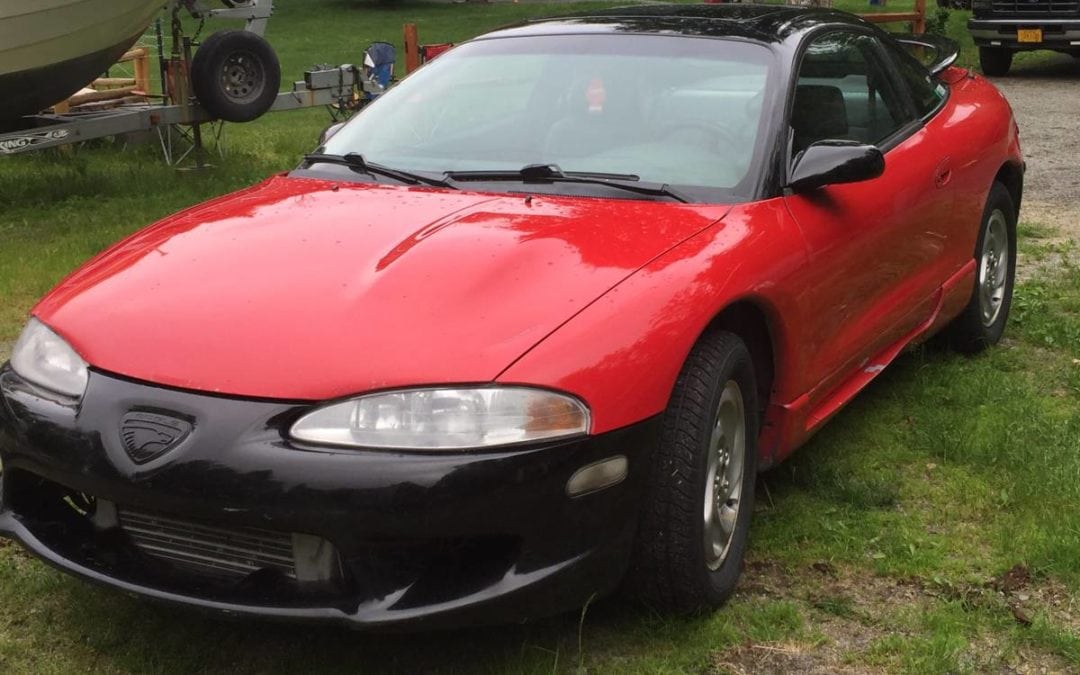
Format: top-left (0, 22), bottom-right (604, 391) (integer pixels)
top-left (0, 66), bottom-right (378, 161)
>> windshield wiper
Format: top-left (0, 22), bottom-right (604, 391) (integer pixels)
top-left (444, 164), bottom-right (691, 203)
top-left (302, 153), bottom-right (455, 189)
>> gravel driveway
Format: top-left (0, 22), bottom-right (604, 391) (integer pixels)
top-left (990, 54), bottom-right (1080, 242)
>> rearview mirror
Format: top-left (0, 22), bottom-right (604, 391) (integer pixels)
top-left (788, 141), bottom-right (885, 192)
top-left (318, 121), bottom-right (347, 147)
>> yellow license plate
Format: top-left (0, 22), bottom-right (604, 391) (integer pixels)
top-left (1018, 28), bottom-right (1043, 43)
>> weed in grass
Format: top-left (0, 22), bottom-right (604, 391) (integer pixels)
top-left (1012, 251), bottom-right (1080, 354)
top-left (1017, 222), bottom-right (1057, 241)
top-left (812, 593), bottom-right (858, 619)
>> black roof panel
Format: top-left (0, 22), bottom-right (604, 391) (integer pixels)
top-left (480, 3), bottom-right (869, 43)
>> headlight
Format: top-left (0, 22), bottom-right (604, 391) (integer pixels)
top-left (9, 318), bottom-right (89, 399)
top-left (289, 387), bottom-right (590, 450)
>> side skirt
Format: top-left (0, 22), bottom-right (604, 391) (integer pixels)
top-left (758, 259), bottom-right (976, 467)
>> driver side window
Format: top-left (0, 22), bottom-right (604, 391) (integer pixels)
top-left (791, 31), bottom-right (911, 155)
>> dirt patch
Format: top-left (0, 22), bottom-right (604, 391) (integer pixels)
top-left (989, 565), bottom-right (1080, 638)
top-left (990, 57), bottom-right (1080, 247)
top-left (711, 560), bottom-right (1076, 674)
top-left (712, 640), bottom-right (879, 675)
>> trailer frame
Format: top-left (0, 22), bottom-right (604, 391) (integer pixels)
top-left (0, 65), bottom-right (380, 160)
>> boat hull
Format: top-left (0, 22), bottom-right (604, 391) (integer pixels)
top-left (0, 0), bottom-right (163, 124)
top-left (0, 33), bottom-right (143, 128)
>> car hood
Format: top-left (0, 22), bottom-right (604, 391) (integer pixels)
top-left (34, 176), bottom-right (728, 400)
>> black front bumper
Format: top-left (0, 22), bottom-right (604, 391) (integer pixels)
top-left (968, 18), bottom-right (1080, 48)
top-left (0, 366), bottom-right (657, 629)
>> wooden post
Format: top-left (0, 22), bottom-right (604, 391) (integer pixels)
top-left (133, 49), bottom-right (151, 95)
top-left (119, 47), bottom-right (147, 62)
top-left (913, 0), bottom-right (927, 34)
top-left (404, 23), bottom-right (420, 75)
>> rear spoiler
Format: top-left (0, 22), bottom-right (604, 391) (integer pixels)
top-left (893, 33), bottom-right (960, 76)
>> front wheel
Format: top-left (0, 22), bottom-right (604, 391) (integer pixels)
top-left (629, 329), bottom-right (758, 613)
top-left (946, 181), bottom-right (1017, 354)
top-left (979, 47), bottom-right (1013, 77)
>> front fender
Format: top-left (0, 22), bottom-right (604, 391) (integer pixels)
top-left (496, 198), bottom-right (807, 435)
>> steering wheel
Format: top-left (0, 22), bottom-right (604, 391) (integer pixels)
top-left (657, 121), bottom-right (738, 152)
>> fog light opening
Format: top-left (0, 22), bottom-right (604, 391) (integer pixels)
top-left (566, 456), bottom-right (628, 498)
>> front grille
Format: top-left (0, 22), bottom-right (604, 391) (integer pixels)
top-left (989, 0), bottom-right (1079, 14)
top-left (118, 507), bottom-right (298, 580)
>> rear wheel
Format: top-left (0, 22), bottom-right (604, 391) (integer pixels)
top-left (979, 47), bottom-right (1013, 77)
top-left (629, 329), bottom-right (758, 613)
top-left (947, 181), bottom-right (1017, 354)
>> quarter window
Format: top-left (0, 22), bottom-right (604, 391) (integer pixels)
top-left (885, 40), bottom-right (947, 118)
top-left (791, 31), bottom-right (911, 154)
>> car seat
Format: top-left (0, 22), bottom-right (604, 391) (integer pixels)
top-left (790, 84), bottom-right (848, 155)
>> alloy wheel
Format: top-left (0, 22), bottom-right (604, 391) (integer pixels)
top-left (703, 380), bottom-right (746, 571)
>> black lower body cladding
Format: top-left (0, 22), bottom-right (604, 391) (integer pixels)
top-left (0, 365), bottom-right (658, 629)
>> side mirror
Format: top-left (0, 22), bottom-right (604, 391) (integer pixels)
top-left (318, 121), bottom-right (347, 147)
top-left (788, 141), bottom-right (885, 192)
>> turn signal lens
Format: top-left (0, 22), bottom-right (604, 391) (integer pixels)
top-left (566, 456), bottom-right (628, 497)
top-left (525, 396), bottom-right (589, 433)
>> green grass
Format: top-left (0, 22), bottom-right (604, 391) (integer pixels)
top-left (1, 1), bottom-right (1079, 672)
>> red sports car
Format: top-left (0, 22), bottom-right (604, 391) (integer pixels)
top-left (0, 5), bottom-right (1021, 628)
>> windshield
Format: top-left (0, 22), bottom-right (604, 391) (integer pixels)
top-left (319, 33), bottom-right (776, 201)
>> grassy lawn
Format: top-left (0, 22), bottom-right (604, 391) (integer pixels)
top-left (1, 1), bottom-right (1078, 672)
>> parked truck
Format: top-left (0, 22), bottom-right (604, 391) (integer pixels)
top-left (969, 0), bottom-right (1080, 75)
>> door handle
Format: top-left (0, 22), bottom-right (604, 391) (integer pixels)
top-left (934, 158), bottom-right (952, 188)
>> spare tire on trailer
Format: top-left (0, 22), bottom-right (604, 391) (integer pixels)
top-left (192, 30), bottom-right (281, 123)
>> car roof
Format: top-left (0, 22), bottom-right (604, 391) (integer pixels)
top-left (480, 3), bottom-right (871, 44)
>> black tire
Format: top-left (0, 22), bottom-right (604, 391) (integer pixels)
top-left (979, 47), bottom-right (1013, 77)
top-left (947, 181), bottom-right (1017, 354)
top-left (191, 30), bottom-right (280, 123)
top-left (629, 329), bottom-right (758, 613)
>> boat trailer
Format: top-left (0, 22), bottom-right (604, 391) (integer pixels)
top-left (0, 67), bottom-right (381, 163)
top-left (0, 0), bottom-right (384, 165)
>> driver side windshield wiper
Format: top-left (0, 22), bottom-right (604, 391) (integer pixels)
top-left (302, 153), bottom-right (455, 189)
top-left (444, 164), bottom-right (691, 203)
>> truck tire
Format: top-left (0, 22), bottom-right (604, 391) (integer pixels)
top-left (192, 30), bottom-right (280, 123)
top-left (979, 47), bottom-right (1013, 77)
